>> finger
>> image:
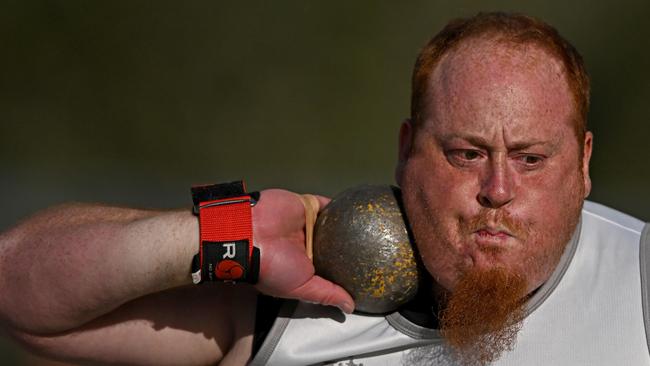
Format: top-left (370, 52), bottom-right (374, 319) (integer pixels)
top-left (300, 194), bottom-right (321, 219)
top-left (299, 194), bottom-right (320, 261)
top-left (312, 194), bottom-right (331, 212)
top-left (286, 275), bottom-right (355, 314)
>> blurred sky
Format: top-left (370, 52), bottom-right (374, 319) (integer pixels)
top-left (1, 0), bottom-right (649, 363)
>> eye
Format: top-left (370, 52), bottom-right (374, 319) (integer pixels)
top-left (516, 154), bottom-right (545, 168)
top-left (461, 150), bottom-right (481, 160)
top-left (446, 149), bottom-right (484, 166)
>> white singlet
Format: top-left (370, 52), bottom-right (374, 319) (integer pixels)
top-left (250, 201), bottom-right (650, 365)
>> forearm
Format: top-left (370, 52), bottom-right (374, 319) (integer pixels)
top-left (0, 203), bottom-right (198, 334)
top-left (7, 284), bottom-right (256, 366)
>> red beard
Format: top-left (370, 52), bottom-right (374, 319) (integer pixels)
top-left (439, 268), bottom-right (528, 365)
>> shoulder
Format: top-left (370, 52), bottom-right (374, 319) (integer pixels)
top-left (582, 200), bottom-right (646, 236)
top-left (582, 201), bottom-right (645, 233)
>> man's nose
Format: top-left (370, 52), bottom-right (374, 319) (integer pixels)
top-left (477, 157), bottom-right (515, 208)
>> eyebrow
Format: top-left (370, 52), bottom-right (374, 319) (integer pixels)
top-left (438, 132), bottom-right (559, 151)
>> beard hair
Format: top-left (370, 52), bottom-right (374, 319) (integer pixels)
top-left (439, 267), bottom-right (528, 366)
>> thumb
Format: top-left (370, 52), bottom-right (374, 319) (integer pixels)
top-left (286, 275), bottom-right (355, 314)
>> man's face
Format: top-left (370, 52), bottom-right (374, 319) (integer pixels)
top-left (397, 39), bottom-right (593, 295)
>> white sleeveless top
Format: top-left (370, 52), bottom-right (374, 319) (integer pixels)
top-left (250, 201), bottom-right (650, 365)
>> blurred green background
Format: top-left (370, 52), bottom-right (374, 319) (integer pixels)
top-left (1, 1), bottom-right (649, 364)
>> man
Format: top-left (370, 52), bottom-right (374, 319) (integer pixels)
top-left (0, 12), bottom-right (648, 366)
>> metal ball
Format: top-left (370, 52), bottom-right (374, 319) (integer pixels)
top-left (313, 185), bottom-right (421, 314)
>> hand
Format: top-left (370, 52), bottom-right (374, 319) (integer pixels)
top-left (252, 189), bottom-right (355, 313)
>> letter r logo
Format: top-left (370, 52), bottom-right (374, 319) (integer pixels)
top-left (223, 242), bottom-right (237, 259)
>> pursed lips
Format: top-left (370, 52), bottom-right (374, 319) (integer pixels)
top-left (474, 227), bottom-right (514, 241)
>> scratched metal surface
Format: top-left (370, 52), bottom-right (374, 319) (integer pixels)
top-left (313, 185), bottom-right (421, 314)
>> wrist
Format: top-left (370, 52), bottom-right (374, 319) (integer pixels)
top-left (149, 210), bottom-right (200, 288)
top-left (189, 181), bottom-right (261, 284)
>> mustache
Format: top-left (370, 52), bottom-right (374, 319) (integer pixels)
top-left (462, 209), bottom-right (530, 238)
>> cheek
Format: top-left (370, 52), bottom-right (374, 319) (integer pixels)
top-left (511, 168), bottom-right (583, 290)
top-left (408, 156), bottom-right (478, 212)
top-left (402, 158), bottom-right (476, 289)
top-left (517, 160), bottom-right (583, 225)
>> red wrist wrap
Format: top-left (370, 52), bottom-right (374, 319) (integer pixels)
top-left (190, 181), bottom-right (260, 284)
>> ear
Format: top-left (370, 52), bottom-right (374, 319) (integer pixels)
top-left (395, 118), bottom-right (414, 186)
top-left (582, 131), bottom-right (593, 198)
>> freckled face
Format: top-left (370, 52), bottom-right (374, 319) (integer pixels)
top-left (397, 40), bottom-right (592, 293)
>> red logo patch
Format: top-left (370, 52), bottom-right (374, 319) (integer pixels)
top-left (216, 259), bottom-right (244, 280)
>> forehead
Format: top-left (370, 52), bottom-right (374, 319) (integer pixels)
top-left (425, 38), bottom-right (575, 141)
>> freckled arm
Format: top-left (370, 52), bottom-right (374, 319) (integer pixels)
top-left (0, 203), bottom-right (197, 335)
